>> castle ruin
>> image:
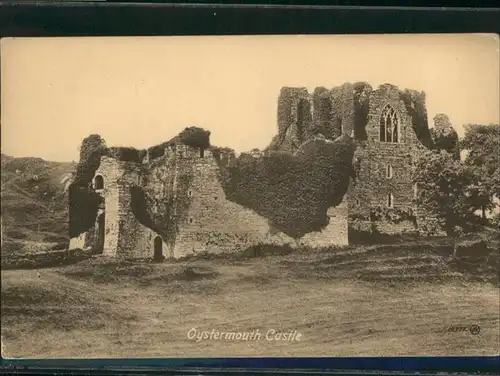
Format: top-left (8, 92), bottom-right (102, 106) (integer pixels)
top-left (69, 83), bottom-right (445, 259)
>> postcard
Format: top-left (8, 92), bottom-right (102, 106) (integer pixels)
top-left (1, 34), bottom-right (499, 358)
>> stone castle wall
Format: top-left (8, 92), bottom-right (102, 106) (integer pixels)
top-left (278, 83), bottom-right (427, 236)
top-left (172, 148), bottom-right (288, 258)
top-left (71, 143), bottom-right (351, 259)
top-left (69, 83), bottom-right (446, 258)
top-left (351, 85), bottom-right (419, 234)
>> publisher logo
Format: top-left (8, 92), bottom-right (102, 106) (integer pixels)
top-left (445, 324), bottom-right (481, 335)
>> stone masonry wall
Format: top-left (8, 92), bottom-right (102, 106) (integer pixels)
top-left (349, 84), bottom-right (419, 235)
top-left (173, 147), bottom-right (295, 258)
top-left (90, 156), bottom-right (154, 258)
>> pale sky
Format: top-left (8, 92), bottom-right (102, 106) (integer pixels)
top-left (1, 34), bottom-right (499, 162)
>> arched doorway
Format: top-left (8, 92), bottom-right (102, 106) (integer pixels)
top-left (153, 236), bottom-right (164, 261)
top-left (97, 212), bottom-right (105, 253)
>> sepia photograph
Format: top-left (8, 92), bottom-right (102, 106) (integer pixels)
top-left (1, 34), bottom-right (499, 359)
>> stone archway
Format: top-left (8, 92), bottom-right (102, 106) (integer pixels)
top-left (153, 236), bottom-right (164, 261)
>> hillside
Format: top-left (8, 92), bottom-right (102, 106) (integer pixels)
top-left (1, 154), bottom-right (75, 250)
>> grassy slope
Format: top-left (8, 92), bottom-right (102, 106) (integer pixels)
top-left (2, 243), bottom-right (499, 358)
top-left (1, 154), bottom-right (75, 249)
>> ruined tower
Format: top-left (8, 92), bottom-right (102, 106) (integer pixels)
top-left (273, 82), bottom-right (433, 237)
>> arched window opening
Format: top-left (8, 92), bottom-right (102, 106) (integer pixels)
top-left (386, 164), bottom-right (393, 179)
top-left (94, 175), bottom-right (104, 190)
top-left (387, 193), bottom-right (394, 208)
top-left (200, 148), bottom-right (205, 158)
top-left (379, 105), bottom-right (399, 143)
top-left (189, 218), bottom-right (193, 224)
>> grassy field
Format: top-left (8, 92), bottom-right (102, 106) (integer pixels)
top-left (1, 242), bottom-right (499, 359)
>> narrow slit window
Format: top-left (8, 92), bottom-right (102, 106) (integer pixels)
top-left (386, 164), bottom-right (393, 179)
top-left (387, 193), bottom-right (394, 208)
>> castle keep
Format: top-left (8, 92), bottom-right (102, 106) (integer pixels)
top-left (69, 83), bottom-right (444, 259)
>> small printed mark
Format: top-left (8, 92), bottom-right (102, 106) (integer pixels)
top-left (469, 324), bottom-right (481, 335)
top-left (445, 324), bottom-right (481, 335)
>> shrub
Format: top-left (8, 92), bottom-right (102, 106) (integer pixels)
top-left (369, 206), bottom-right (418, 226)
top-left (216, 135), bottom-right (356, 240)
top-left (147, 141), bottom-right (173, 160)
top-left (107, 147), bottom-right (143, 163)
top-left (178, 126), bottom-right (211, 149)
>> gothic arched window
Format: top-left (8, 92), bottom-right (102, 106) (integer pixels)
top-left (379, 105), bottom-right (399, 143)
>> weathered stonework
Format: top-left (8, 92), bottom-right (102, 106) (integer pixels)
top-left (69, 82), bottom-right (449, 258)
top-left (70, 142), bottom-right (350, 259)
top-left (274, 82), bottom-right (445, 238)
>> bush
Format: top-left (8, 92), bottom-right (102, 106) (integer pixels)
top-left (179, 126), bottom-right (211, 149)
top-left (107, 147), bottom-right (143, 163)
top-left (147, 141), bottom-right (172, 160)
top-left (216, 135), bottom-right (356, 240)
top-left (146, 127), bottom-right (211, 161)
top-left (240, 243), bottom-right (295, 259)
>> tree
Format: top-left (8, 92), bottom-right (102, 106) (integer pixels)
top-left (414, 150), bottom-right (479, 256)
top-left (460, 124), bottom-right (500, 218)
